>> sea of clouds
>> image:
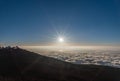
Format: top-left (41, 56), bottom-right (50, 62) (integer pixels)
top-left (23, 46), bottom-right (120, 68)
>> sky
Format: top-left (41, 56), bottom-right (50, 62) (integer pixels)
top-left (0, 0), bottom-right (120, 46)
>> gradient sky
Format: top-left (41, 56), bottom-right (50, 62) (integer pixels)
top-left (0, 0), bottom-right (120, 46)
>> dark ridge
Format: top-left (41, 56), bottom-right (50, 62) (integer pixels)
top-left (0, 47), bottom-right (120, 81)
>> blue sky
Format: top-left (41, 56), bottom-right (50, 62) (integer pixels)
top-left (0, 0), bottom-right (120, 45)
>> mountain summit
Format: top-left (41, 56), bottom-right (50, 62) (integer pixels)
top-left (0, 47), bottom-right (120, 81)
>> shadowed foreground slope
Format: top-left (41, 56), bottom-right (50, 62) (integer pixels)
top-left (0, 47), bottom-right (120, 81)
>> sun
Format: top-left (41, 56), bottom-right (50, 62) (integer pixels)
top-left (58, 37), bottom-right (64, 43)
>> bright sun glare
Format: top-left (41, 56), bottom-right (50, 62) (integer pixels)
top-left (58, 37), bottom-right (64, 43)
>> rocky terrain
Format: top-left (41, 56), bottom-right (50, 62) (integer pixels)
top-left (0, 47), bottom-right (120, 81)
